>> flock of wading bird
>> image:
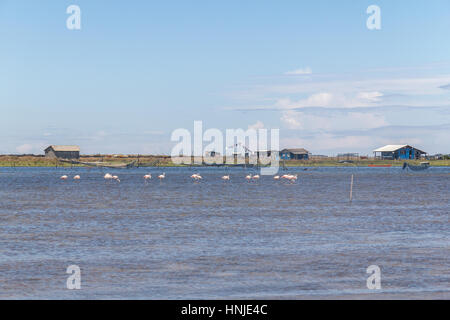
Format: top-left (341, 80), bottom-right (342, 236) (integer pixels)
top-left (59, 172), bottom-right (299, 183)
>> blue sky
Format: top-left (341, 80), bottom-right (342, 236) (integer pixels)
top-left (1, 0), bottom-right (450, 155)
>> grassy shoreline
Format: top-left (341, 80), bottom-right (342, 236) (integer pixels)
top-left (1, 155), bottom-right (449, 167)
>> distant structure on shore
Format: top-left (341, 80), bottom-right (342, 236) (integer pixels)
top-left (255, 150), bottom-right (278, 160)
top-left (337, 153), bottom-right (360, 161)
top-left (45, 145), bottom-right (80, 159)
top-left (373, 145), bottom-right (426, 160)
top-left (205, 151), bottom-right (221, 157)
top-left (280, 148), bottom-right (310, 160)
top-left (35, 144), bottom-right (437, 162)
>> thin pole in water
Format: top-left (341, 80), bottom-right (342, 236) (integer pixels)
top-left (350, 174), bottom-right (354, 203)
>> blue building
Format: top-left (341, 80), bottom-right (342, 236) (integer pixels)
top-left (280, 148), bottom-right (310, 160)
top-left (373, 145), bottom-right (426, 160)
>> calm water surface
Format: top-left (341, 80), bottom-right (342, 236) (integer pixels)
top-left (0, 166), bottom-right (449, 299)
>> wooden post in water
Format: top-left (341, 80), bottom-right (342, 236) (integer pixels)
top-left (350, 174), bottom-right (354, 203)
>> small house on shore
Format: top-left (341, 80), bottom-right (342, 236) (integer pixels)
top-left (373, 145), bottom-right (426, 160)
top-left (255, 150), bottom-right (279, 160)
top-left (279, 148), bottom-right (310, 160)
top-left (205, 151), bottom-right (221, 158)
top-left (45, 145), bottom-right (80, 159)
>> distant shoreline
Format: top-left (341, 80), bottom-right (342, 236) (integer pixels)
top-left (1, 155), bottom-right (449, 167)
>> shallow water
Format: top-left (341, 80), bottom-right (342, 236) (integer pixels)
top-left (0, 166), bottom-right (448, 299)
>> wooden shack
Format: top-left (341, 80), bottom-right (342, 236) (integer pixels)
top-left (44, 145), bottom-right (80, 159)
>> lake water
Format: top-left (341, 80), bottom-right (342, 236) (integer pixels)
top-left (0, 166), bottom-right (448, 299)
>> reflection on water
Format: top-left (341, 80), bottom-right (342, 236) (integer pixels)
top-left (0, 167), bottom-right (449, 299)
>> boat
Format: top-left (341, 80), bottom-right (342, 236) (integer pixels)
top-left (59, 159), bottom-right (137, 169)
top-left (402, 162), bottom-right (430, 171)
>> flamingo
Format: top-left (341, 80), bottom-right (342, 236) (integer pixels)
top-left (107, 175), bottom-right (120, 183)
top-left (158, 173), bottom-right (165, 180)
top-left (273, 175), bottom-right (280, 180)
top-left (73, 175), bottom-right (80, 180)
top-left (252, 174), bottom-right (260, 181)
top-left (144, 174), bottom-right (152, 180)
top-left (245, 174), bottom-right (252, 182)
top-left (191, 173), bottom-right (202, 182)
top-left (60, 175), bottom-right (68, 180)
top-left (104, 173), bottom-right (113, 180)
top-left (222, 175), bottom-right (230, 181)
top-left (286, 174), bottom-right (298, 183)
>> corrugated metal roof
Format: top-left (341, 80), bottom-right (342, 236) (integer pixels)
top-left (281, 148), bottom-right (309, 154)
top-left (373, 145), bottom-right (408, 152)
top-left (373, 145), bottom-right (427, 154)
top-left (47, 145), bottom-right (80, 152)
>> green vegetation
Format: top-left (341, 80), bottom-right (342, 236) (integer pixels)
top-left (1, 155), bottom-right (449, 167)
top-left (0, 156), bottom-right (75, 167)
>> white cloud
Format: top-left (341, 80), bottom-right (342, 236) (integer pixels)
top-left (357, 91), bottom-right (384, 102)
top-left (16, 144), bottom-right (34, 154)
top-left (280, 111), bottom-right (303, 129)
top-left (265, 75), bottom-right (450, 97)
top-left (92, 130), bottom-right (108, 141)
top-left (227, 71), bottom-right (450, 112)
top-left (280, 110), bottom-right (387, 130)
top-left (285, 67), bottom-right (312, 75)
top-left (274, 91), bottom-right (384, 110)
top-left (300, 92), bottom-right (334, 107)
top-left (348, 112), bottom-right (387, 128)
top-left (232, 73), bottom-right (450, 110)
top-left (15, 143), bottom-right (48, 154)
top-left (248, 120), bottom-right (265, 130)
